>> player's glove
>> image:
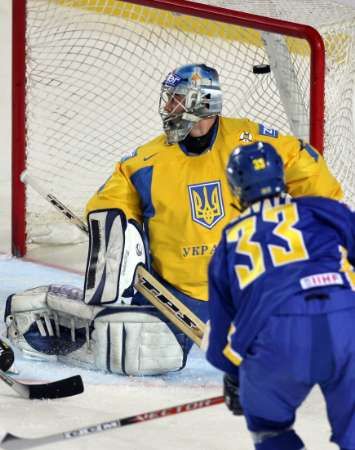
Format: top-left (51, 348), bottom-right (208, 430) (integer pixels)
top-left (223, 373), bottom-right (243, 415)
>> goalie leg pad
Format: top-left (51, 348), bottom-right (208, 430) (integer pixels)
top-left (91, 308), bottom-right (185, 375)
top-left (5, 286), bottom-right (185, 375)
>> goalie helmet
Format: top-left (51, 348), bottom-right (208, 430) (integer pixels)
top-left (159, 64), bottom-right (222, 144)
top-left (227, 141), bottom-right (286, 209)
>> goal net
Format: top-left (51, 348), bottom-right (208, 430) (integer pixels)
top-left (12, 0), bottom-right (355, 255)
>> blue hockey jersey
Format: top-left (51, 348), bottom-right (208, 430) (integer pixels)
top-left (206, 195), bottom-right (355, 375)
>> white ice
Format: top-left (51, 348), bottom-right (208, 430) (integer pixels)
top-left (0, 257), bottom-right (338, 450)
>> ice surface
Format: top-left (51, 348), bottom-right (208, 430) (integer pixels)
top-left (0, 257), bottom-right (337, 450)
top-left (0, 0), bottom-right (347, 446)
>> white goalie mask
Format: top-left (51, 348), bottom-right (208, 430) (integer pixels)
top-left (159, 64), bottom-right (223, 144)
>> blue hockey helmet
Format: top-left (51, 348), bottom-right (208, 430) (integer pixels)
top-left (227, 141), bottom-right (286, 208)
top-left (159, 64), bottom-right (222, 144)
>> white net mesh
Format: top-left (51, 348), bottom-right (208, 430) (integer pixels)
top-left (22, 0), bottom-right (355, 245)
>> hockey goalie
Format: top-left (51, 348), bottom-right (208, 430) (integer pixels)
top-left (5, 209), bottom-right (188, 376)
top-left (5, 63), bottom-right (342, 377)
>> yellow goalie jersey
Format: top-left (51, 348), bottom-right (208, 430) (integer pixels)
top-left (86, 117), bottom-right (343, 301)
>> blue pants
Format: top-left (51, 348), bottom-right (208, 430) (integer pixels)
top-left (240, 308), bottom-right (355, 449)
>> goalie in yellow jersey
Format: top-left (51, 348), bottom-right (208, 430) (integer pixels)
top-left (5, 64), bottom-right (343, 377)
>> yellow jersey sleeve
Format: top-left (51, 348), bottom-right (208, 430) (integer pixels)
top-left (85, 161), bottom-right (143, 224)
top-left (246, 120), bottom-right (343, 200)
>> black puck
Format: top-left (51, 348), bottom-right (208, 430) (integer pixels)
top-left (0, 340), bottom-right (14, 372)
top-left (253, 64), bottom-right (271, 74)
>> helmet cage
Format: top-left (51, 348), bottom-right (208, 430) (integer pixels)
top-left (159, 64), bottom-right (222, 144)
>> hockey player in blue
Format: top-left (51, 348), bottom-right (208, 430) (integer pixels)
top-left (206, 141), bottom-right (355, 450)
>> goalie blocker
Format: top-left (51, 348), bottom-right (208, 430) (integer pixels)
top-left (5, 209), bottom-right (188, 376)
top-left (84, 209), bottom-right (147, 305)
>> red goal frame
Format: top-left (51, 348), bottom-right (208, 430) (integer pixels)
top-left (12, 0), bottom-right (325, 257)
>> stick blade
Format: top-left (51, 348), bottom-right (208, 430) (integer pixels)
top-left (28, 375), bottom-right (84, 399)
top-left (0, 432), bottom-right (42, 450)
top-left (1, 433), bottom-right (26, 450)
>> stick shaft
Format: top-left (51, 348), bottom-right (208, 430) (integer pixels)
top-left (21, 171), bottom-right (89, 234)
top-left (135, 267), bottom-right (205, 346)
top-left (1, 396), bottom-right (224, 449)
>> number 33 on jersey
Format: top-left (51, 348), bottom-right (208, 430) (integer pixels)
top-left (226, 197), bottom-right (309, 289)
top-left (207, 194), bottom-right (355, 368)
top-left (219, 194), bottom-right (355, 294)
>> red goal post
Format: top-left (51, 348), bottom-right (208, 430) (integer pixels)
top-left (12, 0), bottom-right (345, 257)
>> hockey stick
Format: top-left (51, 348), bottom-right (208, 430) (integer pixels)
top-left (0, 337), bottom-right (84, 400)
top-left (0, 395), bottom-right (224, 450)
top-left (21, 171), bottom-right (206, 346)
top-left (20, 172), bottom-right (88, 234)
top-left (135, 267), bottom-right (205, 346)
top-left (0, 370), bottom-right (84, 400)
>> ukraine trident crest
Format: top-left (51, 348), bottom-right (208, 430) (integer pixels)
top-left (188, 181), bottom-right (225, 229)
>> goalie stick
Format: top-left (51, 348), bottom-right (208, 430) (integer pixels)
top-left (0, 371), bottom-right (84, 400)
top-left (0, 395), bottom-right (224, 450)
top-left (21, 171), bottom-right (206, 346)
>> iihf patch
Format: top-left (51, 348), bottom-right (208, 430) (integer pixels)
top-left (300, 273), bottom-right (344, 290)
top-left (163, 73), bottom-right (183, 88)
top-left (119, 149), bottom-right (137, 163)
top-left (188, 181), bottom-right (225, 229)
top-left (258, 124), bottom-right (279, 138)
